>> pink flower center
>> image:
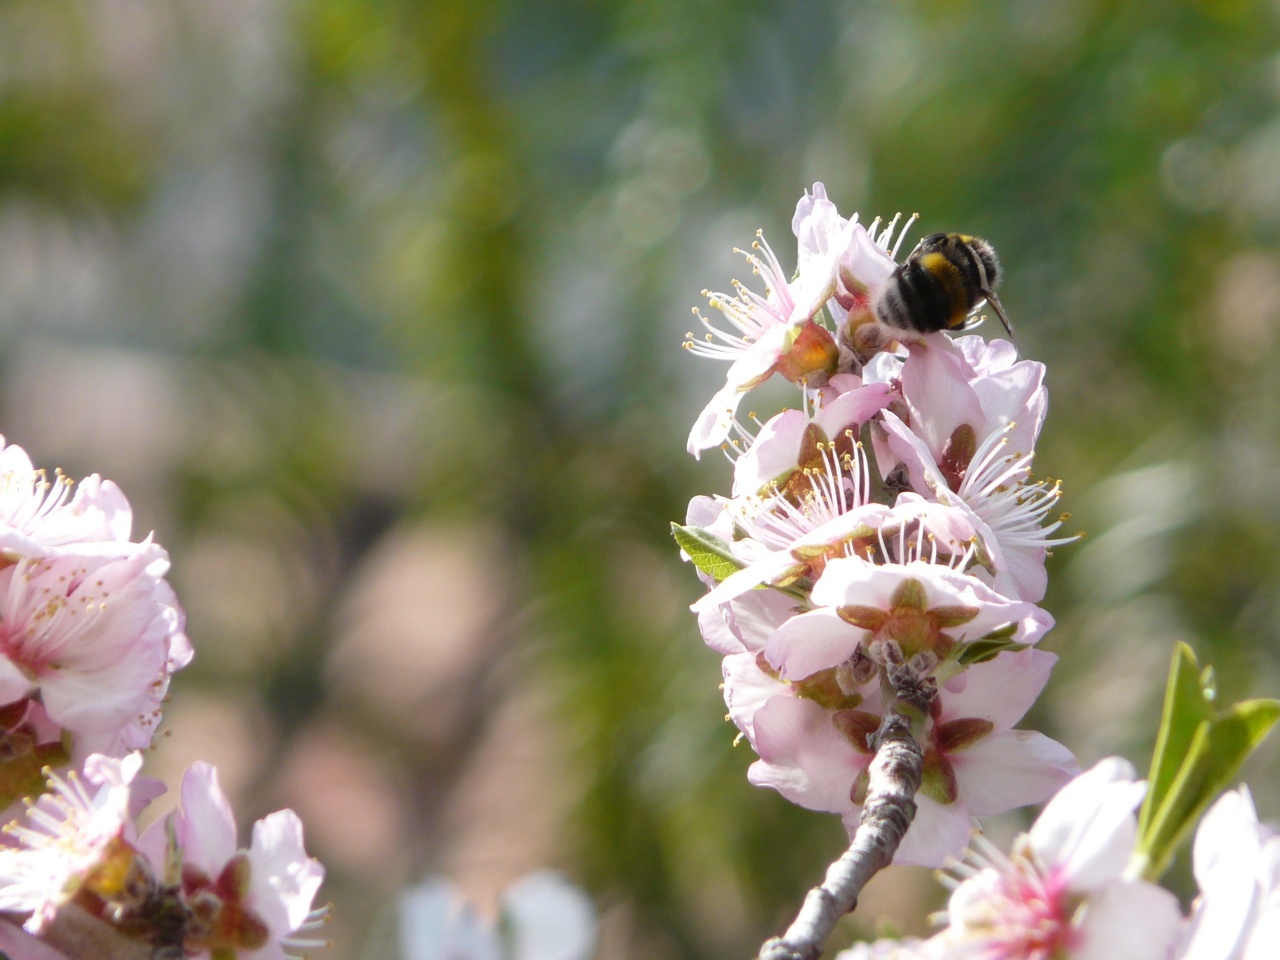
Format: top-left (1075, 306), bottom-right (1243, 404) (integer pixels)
top-left (957, 862), bottom-right (1078, 960)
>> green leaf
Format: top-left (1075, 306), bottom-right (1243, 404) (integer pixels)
top-left (952, 637), bottom-right (1029, 666)
top-left (979, 621), bottom-right (1019, 642)
top-left (1136, 693), bottom-right (1280, 881)
top-left (1139, 643), bottom-right (1214, 841)
top-left (671, 523), bottom-right (744, 583)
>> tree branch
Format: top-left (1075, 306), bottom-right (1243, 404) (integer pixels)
top-left (756, 711), bottom-right (924, 960)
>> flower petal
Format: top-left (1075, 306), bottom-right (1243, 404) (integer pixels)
top-left (950, 729), bottom-right (1077, 817)
top-left (1072, 879), bottom-right (1183, 960)
top-left (748, 695), bottom-right (866, 813)
top-left (1028, 757), bottom-right (1145, 894)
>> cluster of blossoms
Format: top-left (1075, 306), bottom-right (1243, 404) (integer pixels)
top-left (681, 184), bottom-right (1078, 867)
top-left (0, 439), bottom-right (326, 959)
top-left (679, 184), bottom-right (1280, 959)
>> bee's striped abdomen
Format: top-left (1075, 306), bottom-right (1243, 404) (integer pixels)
top-left (872, 232), bottom-right (1005, 335)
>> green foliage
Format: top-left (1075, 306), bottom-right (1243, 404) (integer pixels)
top-left (1136, 643), bottom-right (1280, 881)
top-left (671, 523), bottom-right (744, 582)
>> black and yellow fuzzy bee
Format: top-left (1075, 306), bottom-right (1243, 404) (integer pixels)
top-left (873, 233), bottom-right (1016, 344)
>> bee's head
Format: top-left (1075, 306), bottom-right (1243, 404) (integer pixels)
top-left (960, 235), bottom-right (1001, 292)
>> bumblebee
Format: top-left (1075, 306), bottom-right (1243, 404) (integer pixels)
top-left (873, 233), bottom-right (1015, 343)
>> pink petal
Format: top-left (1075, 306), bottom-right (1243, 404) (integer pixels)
top-left (748, 695), bottom-right (865, 813)
top-left (1028, 758), bottom-right (1146, 893)
top-left (249, 810), bottom-right (325, 935)
top-left (950, 729), bottom-right (1078, 817)
top-left (690, 551), bottom-right (800, 612)
top-left (0, 656), bottom-right (32, 707)
top-left (1073, 879), bottom-right (1183, 960)
top-left (1180, 788), bottom-right (1262, 960)
top-left (899, 338), bottom-right (984, 461)
top-left (176, 762), bottom-right (239, 874)
top-left (688, 380), bottom-right (748, 458)
top-left (733, 411), bottom-right (808, 497)
top-left (721, 590), bottom-right (797, 654)
top-left (722, 652), bottom-right (787, 745)
top-left (939, 649), bottom-right (1058, 730)
top-left (763, 608), bottom-right (861, 680)
top-left (813, 382), bottom-right (894, 439)
top-left (878, 411), bottom-right (950, 499)
top-left (970, 360), bottom-right (1047, 456)
top-left (1242, 909), bottom-right (1280, 960)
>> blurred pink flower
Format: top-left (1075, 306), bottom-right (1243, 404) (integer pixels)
top-left (0, 439), bottom-right (133, 560)
top-left (0, 545), bottom-right (189, 758)
top-left (136, 762), bottom-right (326, 960)
top-left (1178, 786), bottom-right (1280, 960)
top-left (934, 757), bottom-right (1181, 959)
top-left (400, 871), bottom-right (597, 960)
top-left (0, 753), bottom-right (151, 933)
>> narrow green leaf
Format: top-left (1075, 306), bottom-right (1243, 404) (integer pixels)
top-left (1139, 643), bottom-right (1214, 840)
top-left (953, 637), bottom-right (1029, 666)
top-left (979, 621), bottom-right (1019, 642)
top-left (671, 523), bottom-right (744, 583)
top-left (1136, 698), bottom-right (1280, 880)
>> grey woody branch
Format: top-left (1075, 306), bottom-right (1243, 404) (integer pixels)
top-left (756, 710), bottom-right (925, 960)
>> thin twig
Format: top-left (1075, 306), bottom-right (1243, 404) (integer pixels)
top-left (756, 711), bottom-right (924, 960)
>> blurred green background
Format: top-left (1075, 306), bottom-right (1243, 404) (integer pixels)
top-left (3, 0), bottom-right (1280, 956)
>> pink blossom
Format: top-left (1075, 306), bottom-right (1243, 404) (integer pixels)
top-left (760, 557), bottom-right (1054, 681)
top-left (871, 336), bottom-right (1070, 601)
top-left (729, 375), bottom-right (892, 498)
top-left (136, 763), bottom-right (326, 960)
top-left (685, 185), bottom-right (905, 457)
top-left (1177, 787), bottom-right (1280, 960)
top-left (734, 648), bottom-right (1075, 867)
top-left (0, 544), bottom-right (190, 761)
top-left (0, 753), bottom-right (152, 933)
top-left (687, 319), bottom-right (839, 457)
top-left (684, 185), bottom-right (937, 456)
top-left (790, 185), bottom-right (919, 333)
top-left (691, 447), bottom-right (985, 615)
top-left (933, 757), bottom-right (1181, 959)
top-left (790, 184), bottom-right (862, 321)
top-left (0, 439), bottom-right (133, 560)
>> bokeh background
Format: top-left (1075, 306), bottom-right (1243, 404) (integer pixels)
top-left (3, 0), bottom-right (1280, 956)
